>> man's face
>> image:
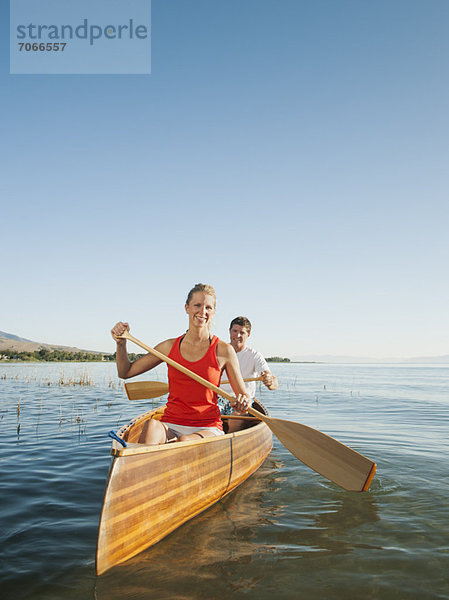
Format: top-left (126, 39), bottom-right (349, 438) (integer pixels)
top-left (229, 324), bottom-right (250, 353)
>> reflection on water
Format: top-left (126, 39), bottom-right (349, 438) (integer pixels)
top-left (1, 362), bottom-right (449, 600)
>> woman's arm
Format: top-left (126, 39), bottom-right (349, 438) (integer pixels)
top-left (111, 322), bottom-right (174, 379)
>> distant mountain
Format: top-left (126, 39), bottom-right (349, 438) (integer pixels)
top-left (0, 331), bottom-right (33, 343)
top-left (0, 330), bottom-right (101, 354)
top-left (405, 355), bottom-right (449, 364)
top-left (291, 354), bottom-right (449, 364)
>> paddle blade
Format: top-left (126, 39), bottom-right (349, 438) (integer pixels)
top-left (124, 381), bottom-right (169, 400)
top-left (262, 416), bottom-right (376, 492)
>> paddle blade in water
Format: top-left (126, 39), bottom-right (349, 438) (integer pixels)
top-left (263, 415), bottom-right (376, 492)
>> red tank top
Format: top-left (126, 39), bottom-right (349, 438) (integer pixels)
top-left (161, 335), bottom-right (223, 429)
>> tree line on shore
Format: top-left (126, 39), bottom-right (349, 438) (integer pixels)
top-left (0, 348), bottom-right (143, 362)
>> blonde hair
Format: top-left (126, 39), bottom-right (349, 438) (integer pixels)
top-left (186, 283), bottom-right (217, 307)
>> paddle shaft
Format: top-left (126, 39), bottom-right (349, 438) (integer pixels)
top-left (223, 376), bottom-right (262, 385)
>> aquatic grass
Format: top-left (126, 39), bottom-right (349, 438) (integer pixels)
top-left (107, 376), bottom-right (122, 390)
top-left (58, 369), bottom-right (94, 387)
top-left (1, 363), bottom-right (130, 449)
top-left (0, 366), bottom-right (128, 394)
top-left (0, 369), bottom-right (101, 387)
top-left (1, 372), bottom-right (21, 381)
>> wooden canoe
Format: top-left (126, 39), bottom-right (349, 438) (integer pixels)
top-left (96, 399), bottom-right (273, 575)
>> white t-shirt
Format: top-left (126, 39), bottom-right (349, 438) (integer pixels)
top-left (221, 346), bottom-right (270, 398)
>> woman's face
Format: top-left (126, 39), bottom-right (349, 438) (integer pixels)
top-left (185, 292), bottom-right (216, 329)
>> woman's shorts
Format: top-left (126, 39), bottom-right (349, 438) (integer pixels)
top-left (162, 422), bottom-right (224, 437)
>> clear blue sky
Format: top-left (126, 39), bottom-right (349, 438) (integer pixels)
top-left (2, 0), bottom-right (448, 358)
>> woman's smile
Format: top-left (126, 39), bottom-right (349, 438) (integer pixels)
top-left (185, 292), bottom-right (216, 328)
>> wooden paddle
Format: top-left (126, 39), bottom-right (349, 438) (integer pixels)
top-left (124, 376), bottom-right (263, 400)
top-left (118, 331), bottom-right (376, 492)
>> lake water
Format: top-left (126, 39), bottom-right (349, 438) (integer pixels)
top-left (1, 361), bottom-right (448, 599)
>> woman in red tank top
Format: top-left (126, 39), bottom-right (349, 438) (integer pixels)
top-left (111, 283), bottom-right (251, 444)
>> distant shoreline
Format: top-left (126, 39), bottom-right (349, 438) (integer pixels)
top-left (2, 359), bottom-right (448, 367)
top-left (0, 350), bottom-right (140, 363)
top-left (1, 333), bottom-right (447, 365)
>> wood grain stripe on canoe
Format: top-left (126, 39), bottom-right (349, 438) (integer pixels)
top-left (106, 446), bottom-right (228, 501)
top-left (100, 460), bottom-right (233, 562)
top-left (106, 437), bottom-right (268, 516)
top-left (102, 489), bottom-right (229, 568)
top-left (106, 426), bottom-right (270, 503)
top-left (104, 461), bottom-right (232, 530)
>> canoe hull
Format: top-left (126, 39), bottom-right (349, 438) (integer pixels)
top-left (96, 405), bottom-right (272, 575)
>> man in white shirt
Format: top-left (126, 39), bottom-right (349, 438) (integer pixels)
top-left (219, 317), bottom-right (278, 427)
